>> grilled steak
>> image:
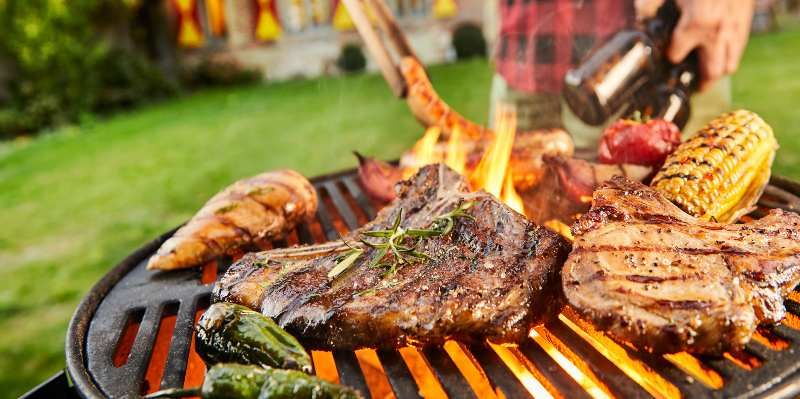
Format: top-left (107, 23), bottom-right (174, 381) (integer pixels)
top-left (214, 164), bottom-right (570, 349)
top-left (563, 177), bottom-right (800, 355)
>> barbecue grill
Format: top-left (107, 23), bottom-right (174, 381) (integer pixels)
top-left (21, 166), bottom-right (800, 399)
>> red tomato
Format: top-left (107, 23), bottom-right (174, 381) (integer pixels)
top-left (598, 117), bottom-right (681, 167)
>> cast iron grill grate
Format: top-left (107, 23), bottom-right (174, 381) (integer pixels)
top-left (66, 169), bottom-right (800, 399)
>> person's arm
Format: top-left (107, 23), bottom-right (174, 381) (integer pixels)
top-left (636, 0), bottom-right (755, 90)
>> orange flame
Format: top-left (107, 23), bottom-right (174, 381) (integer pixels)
top-left (415, 126), bottom-right (441, 167)
top-left (723, 350), bottom-right (762, 371)
top-left (544, 220), bottom-right (574, 241)
top-left (663, 352), bottom-right (724, 389)
top-left (751, 327), bottom-right (790, 351)
top-left (530, 327), bottom-right (614, 399)
top-left (502, 171), bottom-right (526, 215)
top-left (445, 126), bottom-right (467, 175)
top-left (558, 311), bottom-right (681, 399)
top-left (311, 351), bottom-right (340, 384)
top-left (782, 312), bottom-right (800, 330)
top-left (411, 103), bottom-right (526, 215)
top-left (443, 341), bottom-right (499, 399)
top-left (354, 349), bottom-right (397, 399)
top-left (469, 104), bottom-right (525, 214)
top-left (398, 347), bottom-right (449, 398)
top-left (488, 342), bottom-right (555, 399)
top-left (470, 105), bottom-right (515, 198)
top-left (787, 290), bottom-right (800, 304)
top-left (404, 126), bottom-right (443, 179)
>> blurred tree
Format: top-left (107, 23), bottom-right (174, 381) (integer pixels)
top-left (0, 0), bottom-right (175, 137)
top-left (452, 23), bottom-right (487, 60)
top-left (336, 43), bottom-right (367, 73)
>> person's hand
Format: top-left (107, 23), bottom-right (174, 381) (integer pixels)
top-left (635, 0), bottom-right (664, 21)
top-left (636, 0), bottom-right (755, 91)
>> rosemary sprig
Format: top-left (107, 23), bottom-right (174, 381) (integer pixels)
top-left (214, 203), bottom-right (239, 215)
top-left (430, 201), bottom-right (476, 235)
top-left (327, 241), bottom-right (364, 279)
top-left (329, 201), bottom-right (476, 283)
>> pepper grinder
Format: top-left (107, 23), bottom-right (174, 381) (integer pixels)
top-left (562, 0), bottom-right (686, 126)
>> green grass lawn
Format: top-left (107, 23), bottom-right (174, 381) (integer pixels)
top-left (1, 25), bottom-right (798, 397)
top-left (733, 25), bottom-right (800, 176)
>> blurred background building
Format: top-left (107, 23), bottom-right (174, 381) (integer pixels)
top-left (0, 0), bottom-right (793, 140)
top-left (153, 0), bottom-right (485, 79)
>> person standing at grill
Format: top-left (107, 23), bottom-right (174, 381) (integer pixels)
top-left (488, 0), bottom-right (756, 147)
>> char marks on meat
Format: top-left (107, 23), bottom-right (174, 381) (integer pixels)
top-left (563, 177), bottom-right (800, 355)
top-left (214, 164), bottom-right (570, 349)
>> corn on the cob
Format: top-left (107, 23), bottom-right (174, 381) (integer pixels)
top-left (651, 109), bottom-right (778, 223)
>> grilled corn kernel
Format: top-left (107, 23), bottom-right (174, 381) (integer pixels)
top-left (651, 110), bottom-right (778, 223)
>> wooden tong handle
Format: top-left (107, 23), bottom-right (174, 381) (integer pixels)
top-left (340, 0), bottom-right (419, 98)
top-left (364, 0), bottom-right (417, 59)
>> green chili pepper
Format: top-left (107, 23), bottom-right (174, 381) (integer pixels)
top-left (144, 364), bottom-right (362, 399)
top-left (258, 369), bottom-right (361, 399)
top-left (196, 303), bottom-right (312, 373)
top-left (144, 363), bottom-right (269, 399)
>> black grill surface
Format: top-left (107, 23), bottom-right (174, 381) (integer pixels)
top-left (65, 170), bottom-right (800, 399)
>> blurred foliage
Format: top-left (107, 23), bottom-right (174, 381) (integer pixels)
top-left (181, 57), bottom-right (262, 88)
top-left (452, 22), bottom-right (487, 60)
top-left (336, 43), bottom-right (367, 73)
top-left (0, 0), bottom-right (175, 138)
top-left (93, 47), bottom-right (178, 111)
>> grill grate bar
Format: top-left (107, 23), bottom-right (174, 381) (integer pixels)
top-left (86, 306), bottom-right (141, 397)
top-left (376, 350), bottom-right (424, 399)
top-left (784, 300), bottom-right (800, 324)
top-left (313, 186), bottom-right (341, 241)
top-left (296, 223), bottom-right (316, 246)
top-left (745, 340), bottom-right (776, 362)
top-left (159, 295), bottom-right (206, 390)
top-left (470, 344), bottom-right (541, 399)
top-left (516, 340), bottom-right (593, 399)
top-left (422, 347), bottom-right (479, 399)
top-left (342, 176), bottom-right (377, 219)
top-left (324, 182), bottom-right (361, 231)
top-left (543, 321), bottom-right (652, 398)
top-left (332, 350), bottom-right (372, 396)
top-left (774, 323), bottom-right (800, 342)
top-left (618, 348), bottom-right (713, 397)
top-left (124, 305), bottom-right (163, 396)
top-left (703, 356), bottom-right (750, 383)
top-left (718, 322), bottom-right (800, 396)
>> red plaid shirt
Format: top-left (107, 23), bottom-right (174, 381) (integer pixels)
top-left (496, 0), bottom-right (636, 94)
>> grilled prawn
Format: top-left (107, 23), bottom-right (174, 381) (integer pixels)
top-left (147, 170), bottom-right (317, 271)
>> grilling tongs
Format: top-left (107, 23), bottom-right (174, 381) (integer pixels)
top-left (340, 0), bottom-right (419, 98)
top-left (339, 0), bottom-right (497, 141)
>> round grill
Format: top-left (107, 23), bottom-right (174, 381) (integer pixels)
top-left (66, 169), bottom-right (800, 399)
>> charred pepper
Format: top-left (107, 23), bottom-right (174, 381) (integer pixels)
top-left (196, 303), bottom-right (312, 373)
top-left (144, 364), bottom-right (362, 399)
top-left (258, 368), bottom-right (361, 399)
top-left (144, 363), bottom-right (268, 399)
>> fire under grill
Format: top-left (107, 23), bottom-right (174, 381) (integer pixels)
top-left (63, 168), bottom-right (800, 399)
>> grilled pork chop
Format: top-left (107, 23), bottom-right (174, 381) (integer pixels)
top-left (563, 177), bottom-right (800, 354)
top-left (214, 164), bottom-right (570, 349)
